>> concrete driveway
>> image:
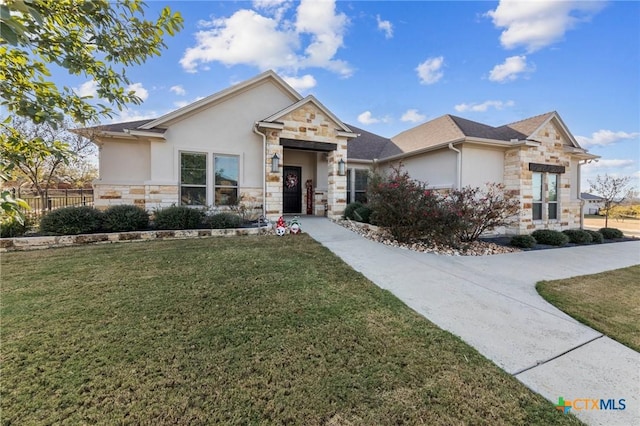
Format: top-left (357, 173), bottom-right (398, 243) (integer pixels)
top-left (302, 218), bottom-right (640, 426)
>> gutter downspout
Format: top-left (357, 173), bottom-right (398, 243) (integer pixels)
top-left (253, 123), bottom-right (267, 221)
top-left (448, 143), bottom-right (462, 189)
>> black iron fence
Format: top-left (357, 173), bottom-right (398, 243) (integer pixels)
top-left (11, 188), bottom-right (94, 217)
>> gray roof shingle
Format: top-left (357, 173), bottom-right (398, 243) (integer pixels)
top-left (346, 124), bottom-right (402, 160)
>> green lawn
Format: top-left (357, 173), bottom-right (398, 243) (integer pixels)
top-left (2, 236), bottom-right (580, 425)
top-left (537, 265), bottom-right (640, 352)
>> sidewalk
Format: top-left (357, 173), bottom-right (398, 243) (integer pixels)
top-left (302, 217), bottom-right (640, 426)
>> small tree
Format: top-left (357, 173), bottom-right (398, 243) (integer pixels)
top-left (588, 174), bottom-right (633, 228)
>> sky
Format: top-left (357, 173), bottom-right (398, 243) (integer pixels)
top-left (65, 0), bottom-right (639, 191)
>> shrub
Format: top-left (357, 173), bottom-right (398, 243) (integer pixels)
top-left (446, 183), bottom-right (520, 242)
top-left (205, 212), bottom-right (242, 229)
top-left (531, 229), bottom-right (569, 246)
top-left (353, 206), bottom-right (373, 224)
top-left (343, 202), bottom-right (364, 220)
top-left (102, 205), bottom-right (149, 232)
top-left (510, 235), bottom-right (537, 248)
top-left (585, 230), bottom-right (604, 244)
top-left (562, 229), bottom-right (593, 245)
top-left (153, 206), bottom-right (205, 230)
top-left (599, 227), bottom-right (624, 239)
top-left (1, 215), bottom-right (34, 238)
top-left (40, 206), bottom-right (103, 235)
top-left (367, 166), bottom-right (454, 243)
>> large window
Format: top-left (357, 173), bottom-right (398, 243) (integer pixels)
top-left (532, 172), bottom-right (559, 221)
top-left (180, 152), bottom-right (207, 206)
top-left (347, 168), bottom-right (368, 204)
top-left (180, 152), bottom-right (239, 206)
top-left (214, 155), bottom-right (239, 206)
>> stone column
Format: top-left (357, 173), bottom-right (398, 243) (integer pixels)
top-left (327, 141), bottom-right (347, 219)
top-left (265, 131), bottom-right (283, 221)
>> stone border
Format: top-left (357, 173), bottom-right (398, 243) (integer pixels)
top-left (0, 227), bottom-right (268, 252)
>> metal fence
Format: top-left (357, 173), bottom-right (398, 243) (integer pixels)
top-left (11, 188), bottom-right (94, 217)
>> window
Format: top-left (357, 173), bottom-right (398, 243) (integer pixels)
top-left (180, 152), bottom-right (207, 206)
top-left (180, 152), bottom-right (239, 206)
top-left (532, 172), bottom-right (559, 221)
top-left (347, 168), bottom-right (368, 204)
top-left (214, 155), bottom-right (239, 206)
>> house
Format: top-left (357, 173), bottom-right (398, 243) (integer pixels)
top-left (581, 193), bottom-right (605, 215)
top-left (83, 70), bottom-right (598, 234)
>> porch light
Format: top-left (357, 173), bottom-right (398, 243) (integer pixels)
top-left (271, 153), bottom-right (280, 173)
top-left (338, 158), bottom-right (346, 176)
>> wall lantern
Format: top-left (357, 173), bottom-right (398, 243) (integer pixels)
top-left (338, 158), bottom-right (346, 176)
top-left (271, 153), bottom-right (280, 173)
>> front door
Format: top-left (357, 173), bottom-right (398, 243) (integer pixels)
top-left (283, 166), bottom-right (302, 214)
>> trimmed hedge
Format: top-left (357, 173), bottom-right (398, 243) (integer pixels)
top-left (585, 230), bottom-right (604, 244)
top-left (102, 205), bottom-right (150, 232)
top-left (531, 229), bottom-right (570, 246)
top-left (599, 227), bottom-right (624, 239)
top-left (40, 206), bottom-right (103, 235)
top-left (1, 216), bottom-right (33, 238)
top-left (510, 234), bottom-right (537, 248)
top-left (154, 206), bottom-right (205, 230)
top-left (343, 202), bottom-right (364, 220)
top-left (205, 212), bottom-right (242, 229)
top-left (562, 229), bottom-right (593, 245)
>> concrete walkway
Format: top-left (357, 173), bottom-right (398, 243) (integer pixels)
top-left (301, 217), bottom-right (640, 426)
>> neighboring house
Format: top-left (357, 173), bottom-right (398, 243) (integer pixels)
top-left (83, 70), bottom-right (598, 234)
top-left (581, 193), bottom-right (605, 215)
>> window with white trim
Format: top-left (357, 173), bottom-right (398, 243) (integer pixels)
top-left (347, 168), bottom-right (368, 204)
top-left (180, 152), bottom-right (207, 206)
top-left (180, 152), bottom-right (239, 206)
top-left (214, 155), bottom-right (239, 206)
top-left (532, 172), bottom-right (559, 221)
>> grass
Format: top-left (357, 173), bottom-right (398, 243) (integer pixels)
top-left (1, 236), bottom-right (581, 425)
top-left (537, 266), bottom-right (640, 352)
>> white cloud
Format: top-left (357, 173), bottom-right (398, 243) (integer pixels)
top-left (358, 111), bottom-right (386, 124)
top-left (454, 100), bottom-right (515, 113)
top-left (376, 15), bottom-right (393, 39)
top-left (416, 56), bottom-right (444, 85)
top-left (181, 0), bottom-right (351, 77)
top-left (401, 109), bottom-right (426, 123)
top-left (282, 74), bottom-right (317, 91)
top-left (74, 80), bottom-right (98, 98)
top-left (575, 130), bottom-right (640, 148)
top-left (174, 101), bottom-right (189, 109)
top-left (127, 83), bottom-right (149, 101)
top-left (489, 55), bottom-right (532, 82)
top-left (170, 85), bottom-right (186, 96)
top-left (486, 0), bottom-right (606, 52)
top-left (112, 109), bottom-right (158, 123)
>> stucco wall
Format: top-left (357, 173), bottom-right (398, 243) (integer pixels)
top-left (394, 149), bottom-right (457, 189)
top-left (98, 139), bottom-right (150, 182)
top-left (461, 145), bottom-right (504, 187)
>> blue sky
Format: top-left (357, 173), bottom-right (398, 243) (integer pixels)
top-left (70, 0), bottom-right (639, 190)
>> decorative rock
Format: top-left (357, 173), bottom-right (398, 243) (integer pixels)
top-left (334, 219), bottom-right (520, 256)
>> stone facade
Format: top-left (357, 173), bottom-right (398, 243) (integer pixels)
top-left (94, 184), bottom-right (179, 211)
top-left (504, 120), bottom-right (581, 235)
top-left (261, 102), bottom-right (351, 221)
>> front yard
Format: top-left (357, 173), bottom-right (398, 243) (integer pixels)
top-left (1, 236), bottom-right (579, 424)
top-left (537, 265), bottom-right (640, 352)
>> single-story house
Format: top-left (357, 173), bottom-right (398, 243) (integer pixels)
top-left (82, 70), bottom-right (598, 234)
top-left (580, 193), bottom-right (605, 215)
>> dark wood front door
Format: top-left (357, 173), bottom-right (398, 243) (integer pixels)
top-left (283, 166), bottom-right (302, 214)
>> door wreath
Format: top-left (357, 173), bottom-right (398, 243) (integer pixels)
top-left (285, 173), bottom-right (298, 189)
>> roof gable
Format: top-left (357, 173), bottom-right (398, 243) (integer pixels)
top-left (391, 115), bottom-right (466, 152)
top-left (261, 95), bottom-right (352, 133)
top-left (140, 70), bottom-right (302, 130)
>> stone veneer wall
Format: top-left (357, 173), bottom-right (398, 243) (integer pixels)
top-left (263, 103), bottom-right (350, 220)
top-left (504, 121), bottom-right (581, 235)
